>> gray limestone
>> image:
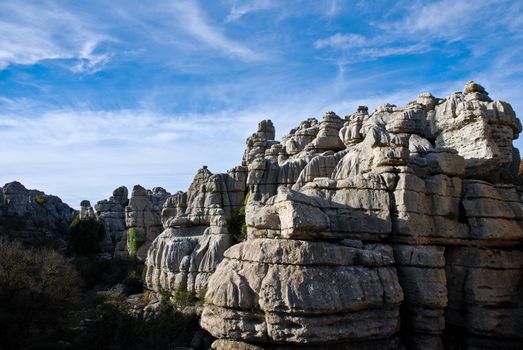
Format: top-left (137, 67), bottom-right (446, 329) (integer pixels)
top-left (199, 82), bottom-right (523, 349)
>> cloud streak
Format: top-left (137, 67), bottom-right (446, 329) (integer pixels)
top-left (0, 1), bottom-right (112, 73)
top-left (225, 0), bottom-right (276, 22)
top-left (171, 1), bottom-right (261, 60)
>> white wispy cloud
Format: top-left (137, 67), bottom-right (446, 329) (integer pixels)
top-left (225, 0), bottom-right (276, 22)
top-left (382, 0), bottom-right (494, 40)
top-left (0, 1), bottom-right (112, 73)
top-left (314, 33), bottom-right (367, 50)
top-left (170, 1), bottom-right (261, 60)
top-left (325, 0), bottom-right (340, 17)
top-left (314, 0), bottom-right (523, 68)
top-left (71, 41), bottom-right (113, 75)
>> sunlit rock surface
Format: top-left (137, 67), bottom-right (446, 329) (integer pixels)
top-left (200, 82), bottom-right (523, 349)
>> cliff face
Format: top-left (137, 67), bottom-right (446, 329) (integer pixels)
top-left (0, 181), bottom-right (77, 247)
top-left (199, 82), bottom-right (523, 349)
top-left (80, 185), bottom-right (169, 258)
top-left (144, 165), bottom-right (247, 294)
top-left (94, 186), bottom-right (128, 254)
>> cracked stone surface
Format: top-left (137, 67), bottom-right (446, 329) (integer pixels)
top-left (199, 82), bottom-right (523, 349)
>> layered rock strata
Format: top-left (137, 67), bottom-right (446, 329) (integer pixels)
top-left (124, 185), bottom-right (170, 260)
top-left (145, 165), bottom-right (248, 294)
top-left (95, 186), bottom-right (129, 254)
top-left (200, 82), bottom-right (523, 349)
top-left (201, 236), bottom-right (403, 348)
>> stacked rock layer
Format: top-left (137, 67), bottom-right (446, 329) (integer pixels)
top-left (199, 82), bottom-right (523, 349)
top-left (145, 165), bottom-right (248, 294)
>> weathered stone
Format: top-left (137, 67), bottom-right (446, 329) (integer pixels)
top-left (79, 200), bottom-right (95, 219)
top-left (0, 181), bottom-right (76, 248)
top-left (123, 184), bottom-right (170, 260)
top-left (446, 246), bottom-right (523, 340)
top-left (202, 239), bottom-right (403, 345)
top-left (145, 165), bottom-right (248, 294)
top-left (144, 82), bottom-right (523, 348)
top-left (95, 186), bottom-right (128, 254)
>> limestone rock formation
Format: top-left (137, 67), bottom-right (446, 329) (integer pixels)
top-left (145, 165), bottom-right (248, 294)
top-left (79, 200), bottom-right (95, 219)
top-left (201, 239), bottom-right (403, 346)
top-left (200, 82), bottom-right (523, 349)
top-left (95, 186), bottom-right (128, 254)
top-left (0, 181), bottom-right (76, 247)
top-left (124, 185), bottom-right (170, 260)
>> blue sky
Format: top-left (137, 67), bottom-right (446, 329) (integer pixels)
top-left (0, 0), bottom-right (522, 207)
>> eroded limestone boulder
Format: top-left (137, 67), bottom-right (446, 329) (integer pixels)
top-left (430, 82), bottom-right (522, 181)
top-left (202, 239), bottom-right (403, 346)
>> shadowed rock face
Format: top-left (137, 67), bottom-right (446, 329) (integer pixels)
top-left (199, 82), bottom-right (523, 350)
top-left (0, 181), bottom-right (76, 248)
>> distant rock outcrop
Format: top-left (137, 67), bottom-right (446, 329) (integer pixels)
top-left (94, 186), bottom-right (129, 254)
top-left (124, 185), bottom-right (170, 260)
top-left (79, 200), bottom-right (95, 219)
top-left (0, 181), bottom-right (76, 247)
top-left (200, 82), bottom-right (523, 349)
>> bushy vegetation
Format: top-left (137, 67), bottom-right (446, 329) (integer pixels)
top-left (229, 192), bottom-right (249, 244)
top-left (73, 255), bottom-right (145, 291)
top-left (127, 227), bottom-right (146, 257)
top-left (72, 298), bottom-right (200, 350)
top-left (0, 238), bottom-right (204, 349)
top-left (174, 289), bottom-right (200, 308)
top-left (68, 216), bottom-right (105, 255)
top-left (0, 238), bottom-right (80, 349)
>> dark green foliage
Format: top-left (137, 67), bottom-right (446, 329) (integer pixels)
top-left (141, 265), bottom-right (147, 282)
top-left (123, 270), bottom-right (144, 295)
top-left (73, 255), bottom-right (144, 291)
top-left (174, 289), bottom-right (199, 308)
top-left (0, 238), bottom-right (202, 349)
top-left (229, 192), bottom-right (249, 244)
top-left (127, 227), bottom-right (146, 257)
top-left (0, 239), bottom-right (80, 349)
top-left (68, 216), bottom-right (105, 255)
top-left (72, 299), bottom-right (200, 350)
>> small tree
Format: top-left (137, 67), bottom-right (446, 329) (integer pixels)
top-left (68, 216), bottom-right (105, 255)
top-left (0, 239), bottom-right (80, 348)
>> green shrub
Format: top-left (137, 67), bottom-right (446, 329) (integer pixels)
top-left (68, 216), bottom-right (105, 255)
top-left (159, 288), bottom-right (173, 310)
top-left (73, 256), bottom-right (143, 290)
top-left (72, 298), bottom-right (200, 349)
top-left (141, 265), bottom-right (148, 282)
top-left (229, 192), bottom-right (249, 244)
top-left (174, 289), bottom-right (199, 308)
top-left (127, 227), bottom-right (146, 257)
